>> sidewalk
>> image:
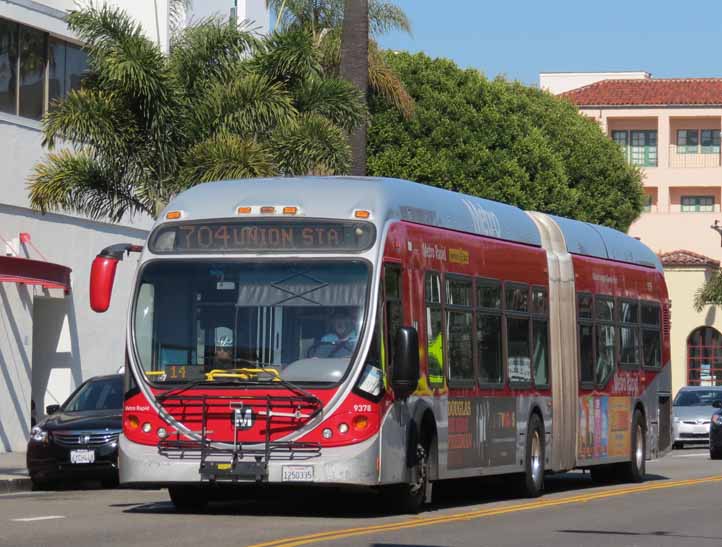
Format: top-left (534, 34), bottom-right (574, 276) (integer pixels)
top-left (0, 452), bottom-right (31, 493)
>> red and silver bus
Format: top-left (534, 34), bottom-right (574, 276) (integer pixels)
top-left (90, 176), bottom-right (672, 512)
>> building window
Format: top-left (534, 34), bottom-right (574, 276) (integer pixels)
top-left (630, 130), bottom-right (657, 166)
top-left (612, 130), bottom-right (629, 160)
top-left (681, 195), bottom-right (714, 213)
top-left (0, 17), bottom-right (87, 120)
top-left (701, 130), bottom-right (721, 155)
top-left (677, 129), bottom-right (699, 154)
top-left (642, 194), bottom-right (653, 212)
top-left (687, 327), bottom-right (722, 386)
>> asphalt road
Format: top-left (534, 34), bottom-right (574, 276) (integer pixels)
top-left (2, 446), bottom-right (721, 547)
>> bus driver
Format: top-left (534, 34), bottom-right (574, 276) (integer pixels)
top-left (309, 309), bottom-right (358, 358)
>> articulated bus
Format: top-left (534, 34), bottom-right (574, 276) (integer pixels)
top-left (90, 176), bottom-right (672, 512)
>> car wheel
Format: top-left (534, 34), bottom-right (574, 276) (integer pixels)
top-left (168, 486), bottom-right (209, 512)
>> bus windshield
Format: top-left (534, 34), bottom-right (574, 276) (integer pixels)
top-left (133, 260), bottom-right (370, 385)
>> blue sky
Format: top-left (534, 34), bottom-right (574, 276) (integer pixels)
top-left (377, 0), bottom-right (722, 85)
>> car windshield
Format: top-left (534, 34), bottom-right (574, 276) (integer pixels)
top-left (133, 260), bottom-right (370, 384)
top-left (674, 389), bottom-right (722, 407)
top-left (63, 377), bottom-right (123, 412)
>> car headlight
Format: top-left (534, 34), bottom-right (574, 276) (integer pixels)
top-left (712, 415), bottom-right (722, 426)
top-left (31, 426), bottom-right (47, 443)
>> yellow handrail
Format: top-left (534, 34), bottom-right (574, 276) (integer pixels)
top-left (205, 368), bottom-right (280, 382)
top-left (145, 371), bottom-right (165, 377)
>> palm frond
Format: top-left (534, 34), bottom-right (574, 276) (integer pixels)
top-left (42, 88), bottom-right (137, 153)
top-left (368, 1), bottom-right (411, 35)
top-left (293, 77), bottom-right (366, 131)
top-left (253, 28), bottom-right (322, 82)
top-left (178, 133), bottom-right (276, 188)
top-left (28, 149), bottom-right (151, 221)
top-left (369, 44), bottom-right (414, 119)
top-left (695, 271), bottom-right (722, 311)
top-left (269, 112), bottom-right (351, 175)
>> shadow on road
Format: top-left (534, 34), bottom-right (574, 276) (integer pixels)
top-left (558, 529), bottom-right (722, 542)
top-left (117, 470), bottom-right (671, 519)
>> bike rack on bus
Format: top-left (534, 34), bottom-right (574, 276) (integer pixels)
top-left (156, 393), bottom-right (322, 482)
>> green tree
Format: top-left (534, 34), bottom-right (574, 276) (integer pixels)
top-left (28, 6), bottom-right (365, 221)
top-left (695, 272), bottom-right (722, 311)
top-left (367, 52), bottom-right (644, 231)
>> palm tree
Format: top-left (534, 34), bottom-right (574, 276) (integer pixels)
top-left (267, 0), bottom-right (413, 119)
top-left (340, 0), bottom-right (368, 175)
top-left (28, 5), bottom-right (365, 221)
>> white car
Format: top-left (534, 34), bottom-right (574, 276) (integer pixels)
top-left (672, 386), bottom-right (722, 448)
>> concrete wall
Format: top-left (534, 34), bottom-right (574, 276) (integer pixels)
top-left (187, 0), bottom-right (269, 33)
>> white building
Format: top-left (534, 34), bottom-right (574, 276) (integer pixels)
top-left (0, 0), bottom-right (267, 453)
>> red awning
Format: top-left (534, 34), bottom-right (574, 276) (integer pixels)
top-left (0, 256), bottom-right (71, 293)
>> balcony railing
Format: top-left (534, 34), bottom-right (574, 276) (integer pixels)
top-left (668, 145), bottom-right (721, 168)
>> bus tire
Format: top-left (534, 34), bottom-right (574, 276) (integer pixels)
top-left (168, 485), bottom-right (209, 512)
top-left (618, 409), bottom-right (646, 483)
top-left (387, 434), bottom-right (433, 514)
top-left (521, 413), bottom-right (545, 498)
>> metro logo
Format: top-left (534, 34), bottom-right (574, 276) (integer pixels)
top-left (233, 407), bottom-right (254, 430)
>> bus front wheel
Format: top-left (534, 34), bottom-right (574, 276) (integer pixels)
top-left (168, 485), bottom-right (209, 512)
top-left (618, 410), bottom-right (646, 483)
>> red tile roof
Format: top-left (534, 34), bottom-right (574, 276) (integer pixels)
top-left (562, 78), bottom-right (722, 106)
top-left (659, 249), bottom-right (720, 268)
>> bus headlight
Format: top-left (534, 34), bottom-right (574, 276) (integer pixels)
top-left (322, 428), bottom-right (333, 439)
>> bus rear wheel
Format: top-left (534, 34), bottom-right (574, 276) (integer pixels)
top-left (618, 410), bottom-right (646, 483)
top-left (168, 485), bottom-right (209, 512)
top-left (520, 413), bottom-right (545, 498)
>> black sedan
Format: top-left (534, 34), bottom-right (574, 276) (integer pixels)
top-left (710, 400), bottom-right (722, 460)
top-left (27, 374), bottom-right (123, 489)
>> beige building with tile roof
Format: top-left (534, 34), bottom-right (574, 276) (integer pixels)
top-left (542, 71), bottom-right (722, 395)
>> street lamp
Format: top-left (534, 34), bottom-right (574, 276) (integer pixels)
top-left (712, 220), bottom-right (722, 246)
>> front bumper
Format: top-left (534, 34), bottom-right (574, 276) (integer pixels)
top-left (27, 440), bottom-right (118, 480)
top-left (119, 433), bottom-right (381, 486)
top-left (673, 420), bottom-right (711, 443)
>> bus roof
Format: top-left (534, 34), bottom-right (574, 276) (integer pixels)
top-left (161, 177), bottom-right (662, 271)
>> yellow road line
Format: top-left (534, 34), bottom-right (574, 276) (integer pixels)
top-left (246, 475), bottom-right (722, 547)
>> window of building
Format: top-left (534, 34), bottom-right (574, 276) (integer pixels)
top-left (425, 272), bottom-right (444, 387)
top-left (630, 130), bottom-right (657, 166)
top-left (701, 130), bottom-right (721, 154)
top-left (0, 17), bottom-right (87, 120)
top-left (687, 327), bottom-right (722, 386)
top-left (446, 276), bottom-right (474, 383)
top-left (612, 130), bottom-right (629, 160)
top-left (642, 194), bottom-right (653, 213)
top-left (476, 279), bottom-right (502, 385)
top-left (681, 195), bottom-right (714, 213)
top-left (619, 299), bottom-right (640, 367)
top-left (677, 129), bottom-right (699, 154)
top-left (506, 283), bottom-right (531, 384)
top-left (641, 301), bottom-right (661, 369)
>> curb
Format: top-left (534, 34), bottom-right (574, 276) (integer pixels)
top-left (0, 477), bottom-right (32, 494)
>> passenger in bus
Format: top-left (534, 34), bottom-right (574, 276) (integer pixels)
top-left (308, 308), bottom-right (358, 358)
top-left (211, 334), bottom-right (235, 370)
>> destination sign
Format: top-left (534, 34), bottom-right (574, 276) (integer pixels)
top-left (149, 220), bottom-right (376, 253)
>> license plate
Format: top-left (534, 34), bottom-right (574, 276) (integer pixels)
top-left (70, 449), bottom-right (95, 464)
top-left (282, 465), bottom-right (313, 482)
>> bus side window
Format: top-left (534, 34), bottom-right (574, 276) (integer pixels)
top-left (641, 301), bottom-right (662, 368)
top-left (531, 287), bottom-right (549, 387)
top-left (384, 265), bottom-right (403, 376)
top-left (476, 278), bottom-right (502, 385)
top-left (425, 272), bottom-right (445, 387)
top-left (620, 299), bottom-right (641, 368)
top-left (505, 283), bottom-right (531, 385)
top-left (577, 293), bottom-right (595, 385)
top-left (595, 295), bottom-right (616, 386)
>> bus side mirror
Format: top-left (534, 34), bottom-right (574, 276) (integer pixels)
top-left (391, 327), bottom-right (420, 400)
top-left (90, 256), bottom-right (119, 313)
top-left (89, 243), bottom-right (143, 313)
